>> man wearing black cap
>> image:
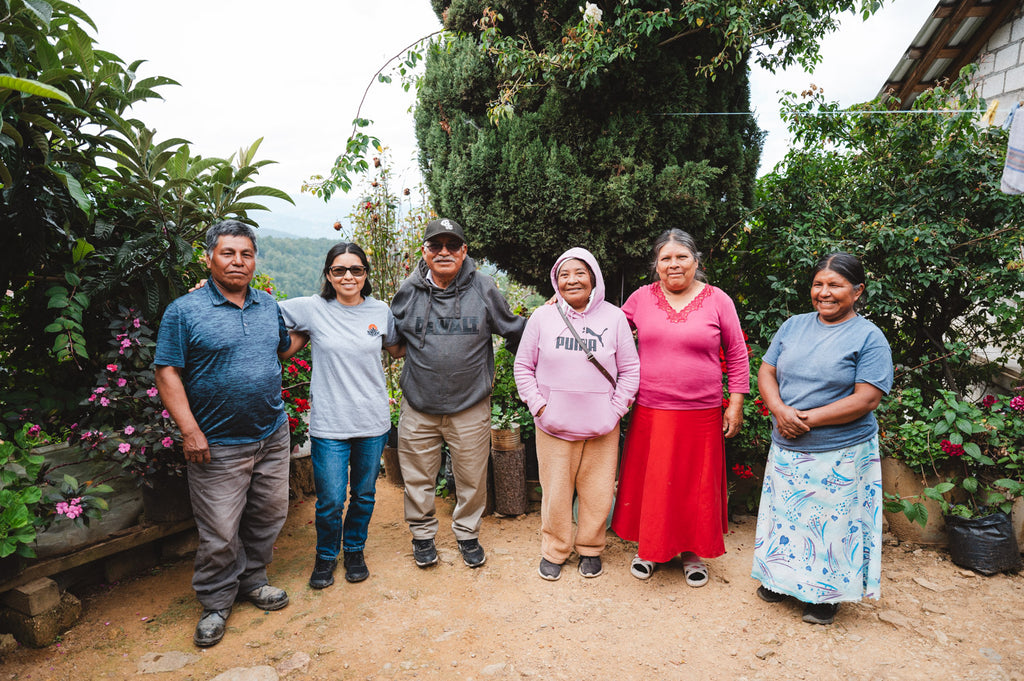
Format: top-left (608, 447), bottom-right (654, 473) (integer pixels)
top-left (390, 218), bottom-right (525, 569)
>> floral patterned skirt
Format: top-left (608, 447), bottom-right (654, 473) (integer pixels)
top-left (751, 436), bottom-right (882, 603)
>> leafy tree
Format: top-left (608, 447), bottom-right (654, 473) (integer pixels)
top-left (734, 73), bottom-right (1024, 394)
top-left (1, 0), bottom-right (291, 417)
top-left (413, 0), bottom-right (883, 294)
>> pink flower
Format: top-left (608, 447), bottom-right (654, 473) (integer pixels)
top-left (117, 378), bottom-right (127, 387)
top-left (123, 426), bottom-right (135, 435)
top-left (120, 338), bottom-right (132, 349)
top-left (1011, 395), bottom-right (1024, 412)
top-left (132, 318), bottom-right (141, 328)
top-left (161, 437), bottom-right (174, 448)
top-left (161, 410), bottom-right (170, 419)
top-left (147, 387), bottom-right (159, 398)
top-left (118, 442), bottom-right (131, 454)
top-left (93, 387), bottom-right (106, 394)
top-left (106, 364), bottom-right (118, 372)
top-left (99, 397), bottom-right (110, 407)
top-left (88, 394), bottom-right (96, 402)
top-left (27, 424), bottom-right (41, 437)
top-left (981, 394), bottom-right (997, 409)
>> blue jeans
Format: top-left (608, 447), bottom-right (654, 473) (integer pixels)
top-left (310, 433), bottom-right (388, 559)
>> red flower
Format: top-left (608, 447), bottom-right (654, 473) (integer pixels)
top-left (939, 440), bottom-right (965, 457)
top-left (294, 398), bottom-right (311, 413)
top-left (731, 464), bottom-right (755, 479)
top-left (754, 399), bottom-right (769, 417)
top-left (288, 416), bottom-right (299, 432)
top-left (722, 397), bottom-right (730, 409)
top-left (287, 364), bottom-right (299, 376)
top-left (297, 359), bottom-right (311, 371)
top-left (281, 389), bottom-right (291, 400)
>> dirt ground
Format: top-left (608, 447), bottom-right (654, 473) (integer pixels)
top-left (3, 480), bottom-right (1024, 681)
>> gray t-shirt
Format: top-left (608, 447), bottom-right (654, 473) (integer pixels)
top-left (762, 312), bottom-right (893, 452)
top-left (278, 295), bottom-right (398, 440)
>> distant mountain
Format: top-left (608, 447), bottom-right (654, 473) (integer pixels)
top-left (257, 236), bottom-right (342, 298)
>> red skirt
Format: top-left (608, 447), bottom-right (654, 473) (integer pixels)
top-left (611, 405), bottom-right (727, 562)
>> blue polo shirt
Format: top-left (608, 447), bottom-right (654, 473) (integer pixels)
top-left (155, 283), bottom-right (290, 445)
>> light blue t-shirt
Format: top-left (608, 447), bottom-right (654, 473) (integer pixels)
top-left (278, 295), bottom-right (398, 440)
top-left (762, 312), bottom-right (893, 452)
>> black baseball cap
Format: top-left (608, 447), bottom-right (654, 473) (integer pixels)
top-left (422, 218), bottom-right (466, 244)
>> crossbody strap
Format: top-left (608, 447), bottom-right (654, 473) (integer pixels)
top-left (555, 303), bottom-right (617, 389)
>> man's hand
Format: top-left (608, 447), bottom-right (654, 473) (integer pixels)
top-left (181, 428), bottom-right (211, 464)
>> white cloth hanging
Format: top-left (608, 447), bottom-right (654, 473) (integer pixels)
top-left (1001, 102), bottom-right (1024, 194)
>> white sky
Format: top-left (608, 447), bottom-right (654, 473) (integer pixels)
top-left (77, 0), bottom-right (937, 239)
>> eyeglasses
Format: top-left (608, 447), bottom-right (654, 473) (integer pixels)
top-left (424, 240), bottom-right (463, 254)
top-left (328, 265), bottom-right (367, 277)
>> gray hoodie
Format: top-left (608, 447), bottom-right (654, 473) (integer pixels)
top-left (391, 256), bottom-right (525, 415)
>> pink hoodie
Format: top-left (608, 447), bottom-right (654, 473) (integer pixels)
top-left (513, 248), bottom-right (640, 441)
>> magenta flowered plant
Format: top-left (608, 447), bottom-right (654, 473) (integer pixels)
top-left (74, 306), bottom-right (183, 487)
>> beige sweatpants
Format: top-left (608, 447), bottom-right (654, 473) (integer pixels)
top-left (397, 398), bottom-right (491, 541)
top-left (536, 425), bottom-right (619, 564)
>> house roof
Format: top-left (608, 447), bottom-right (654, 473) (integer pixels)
top-left (879, 0), bottom-right (1020, 108)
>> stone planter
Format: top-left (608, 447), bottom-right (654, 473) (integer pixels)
top-left (141, 473), bottom-right (193, 524)
top-left (880, 456), bottom-right (949, 546)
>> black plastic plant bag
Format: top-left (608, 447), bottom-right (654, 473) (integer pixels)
top-left (945, 512), bottom-right (1022, 575)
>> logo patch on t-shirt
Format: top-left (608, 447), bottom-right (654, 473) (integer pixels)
top-left (367, 323), bottom-right (381, 337)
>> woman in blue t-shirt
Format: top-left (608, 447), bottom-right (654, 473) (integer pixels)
top-left (751, 252), bottom-right (893, 626)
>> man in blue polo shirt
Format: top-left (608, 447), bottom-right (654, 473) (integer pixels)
top-left (155, 220), bottom-right (295, 648)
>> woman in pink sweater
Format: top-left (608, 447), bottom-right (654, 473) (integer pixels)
top-left (611, 229), bottom-right (749, 586)
top-left (514, 248), bottom-right (640, 581)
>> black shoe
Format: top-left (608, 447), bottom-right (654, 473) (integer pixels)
top-left (457, 538), bottom-right (486, 568)
top-left (309, 557), bottom-right (336, 589)
top-left (578, 555), bottom-right (603, 578)
top-left (344, 550), bottom-right (369, 583)
top-left (240, 585), bottom-right (289, 611)
top-left (757, 585), bottom-right (786, 603)
top-left (538, 558), bottom-right (562, 581)
top-left (802, 602), bottom-right (839, 625)
top-left (194, 607), bottom-right (230, 647)
top-left (412, 538), bottom-right (439, 568)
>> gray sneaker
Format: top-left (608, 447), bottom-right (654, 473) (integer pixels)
top-left (194, 607), bottom-right (231, 647)
top-left (240, 585), bottom-right (289, 611)
top-left (538, 558), bottom-right (562, 581)
top-left (578, 555), bottom-right (603, 578)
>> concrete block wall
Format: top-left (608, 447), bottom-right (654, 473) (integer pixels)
top-left (973, 3), bottom-right (1024, 126)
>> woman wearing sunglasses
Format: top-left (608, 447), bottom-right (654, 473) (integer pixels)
top-left (278, 242), bottom-right (404, 589)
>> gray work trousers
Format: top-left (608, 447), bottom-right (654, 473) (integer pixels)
top-left (187, 421), bottom-right (290, 610)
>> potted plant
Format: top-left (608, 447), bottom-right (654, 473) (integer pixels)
top-left (490, 346), bottom-right (532, 450)
top-left (881, 388), bottom-right (1024, 574)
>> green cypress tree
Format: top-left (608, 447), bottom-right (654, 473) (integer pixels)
top-left (415, 1), bottom-right (763, 296)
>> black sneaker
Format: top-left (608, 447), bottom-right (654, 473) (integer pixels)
top-left (309, 557), bottom-right (336, 589)
top-left (193, 607), bottom-right (230, 647)
top-left (802, 602), bottom-right (839, 625)
top-left (412, 538), bottom-right (439, 568)
top-left (457, 538), bottom-right (486, 568)
top-left (538, 558), bottom-right (562, 581)
top-left (343, 550), bottom-right (369, 583)
top-left (757, 585), bottom-right (786, 603)
top-left (578, 555), bottom-right (603, 578)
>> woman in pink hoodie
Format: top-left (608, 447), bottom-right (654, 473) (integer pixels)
top-left (514, 248), bottom-right (640, 581)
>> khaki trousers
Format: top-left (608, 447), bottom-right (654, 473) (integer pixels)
top-left (536, 425), bottom-right (619, 564)
top-left (398, 398), bottom-right (491, 540)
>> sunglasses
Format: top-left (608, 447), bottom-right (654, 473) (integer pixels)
top-left (424, 240), bottom-right (463, 254)
top-left (328, 265), bottom-right (367, 277)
